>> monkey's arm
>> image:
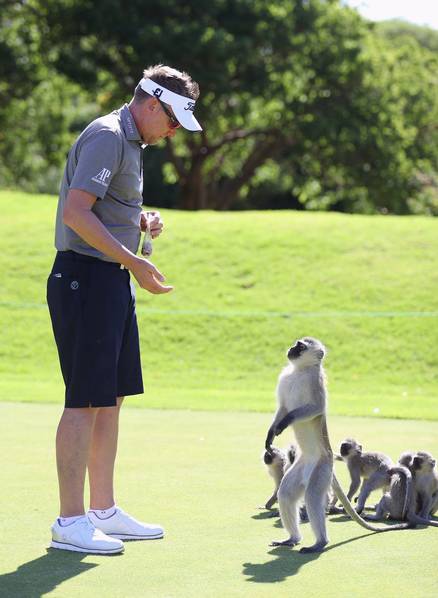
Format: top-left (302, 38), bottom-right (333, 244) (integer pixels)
top-left (347, 473), bottom-right (361, 501)
top-left (273, 404), bottom-right (324, 437)
top-left (418, 492), bottom-right (433, 519)
top-left (265, 406), bottom-right (288, 451)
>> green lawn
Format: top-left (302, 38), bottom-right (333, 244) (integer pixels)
top-left (1, 403), bottom-right (437, 598)
top-left (1, 193), bottom-right (437, 596)
top-left (0, 190), bottom-right (437, 418)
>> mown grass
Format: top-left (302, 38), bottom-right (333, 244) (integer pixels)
top-left (0, 190), bottom-right (437, 418)
top-left (1, 403), bottom-right (437, 598)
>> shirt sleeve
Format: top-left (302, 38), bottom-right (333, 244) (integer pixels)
top-left (69, 130), bottom-right (122, 198)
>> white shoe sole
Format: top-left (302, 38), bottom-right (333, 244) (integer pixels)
top-left (108, 532), bottom-right (164, 540)
top-left (51, 540), bottom-right (124, 554)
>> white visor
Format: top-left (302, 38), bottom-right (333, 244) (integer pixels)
top-left (140, 78), bottom-right (202, 132)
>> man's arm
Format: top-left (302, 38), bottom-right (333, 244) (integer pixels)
top-left (63, 189), bottom-right (173, 294)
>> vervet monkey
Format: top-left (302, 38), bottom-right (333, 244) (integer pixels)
top-left (265, 337), bottom-right (412, 553)
top-left (395, 450), bottom-right (438, 519)
top-left (365, 454), bottom-right (438, 527)
top-left (262, 444), bottom-right (330, 522)
top-left (262, 444), bottom-right (297, 509)
top-left (330, 438), bottom-right (393, 513)
top-left (365, 466), bottom-right (412, 522)
top-left (411, 452), bottom-right (438, 520)
top-left (399, 451), bottom-right (416, 468)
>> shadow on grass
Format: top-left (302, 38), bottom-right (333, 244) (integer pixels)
top-left (252, 510), bottom-right (311, 529)
top-left (242, 532), bottom-right (376, 583)
top-left (0, 548), bottom-right (120, 597)
top-left (251, 510), bottom-right (280, 520)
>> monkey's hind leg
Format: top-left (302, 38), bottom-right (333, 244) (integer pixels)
top-left (363, 494), bottom-right (390, 521)
top-left (355, 471), bottom-right (387, 514)
top-left (270, 468), bottom-right (304, 547)
top-left (300, 461), bottom-right (332, 553)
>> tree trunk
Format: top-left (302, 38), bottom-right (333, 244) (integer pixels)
top-left (177, 156), bottom-right (209, 210)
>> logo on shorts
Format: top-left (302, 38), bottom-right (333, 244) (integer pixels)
top-left (70, 281), bottom-right (79, 290)
top-left (92, 168), bottom-right (111, 186)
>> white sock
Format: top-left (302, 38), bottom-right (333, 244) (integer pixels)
top-left (58, 514), bottom-right (85, 527)
top-left (89, 504), bottom-right (117, 519)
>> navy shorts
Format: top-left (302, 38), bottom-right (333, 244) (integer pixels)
top-left (47, 251), bottom-right (144, 408)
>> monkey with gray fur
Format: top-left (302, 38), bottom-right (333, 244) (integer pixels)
top-left (262, 444), bottom-right (330, 522)
top-left (330, 438), bottom-right (393, 513)
top-left (365, 465), bottom-right (413, 522)
top-left (411, 452), bottom-right (438, 520)
top-left (265, 337), bottom-right (412, 554)
top-left (399, 451), bottom-right (416, 468)
top-left (262, 444), bottom-right (297, 510)
top-left (365, 452), bottom-right (438, 527)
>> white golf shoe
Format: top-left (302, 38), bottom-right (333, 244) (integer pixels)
top-left (51, 516), bottom-right (124, 554)
top-left (87, 507), bottom-right (164, 540)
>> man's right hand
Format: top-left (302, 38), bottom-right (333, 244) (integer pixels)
top-left (130, 256), bottom-right (173, 294)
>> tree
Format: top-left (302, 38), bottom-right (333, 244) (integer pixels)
top-left (28, 0), bottom-right (377, 209)
top-left (3, 0), bottom-right (438, 213)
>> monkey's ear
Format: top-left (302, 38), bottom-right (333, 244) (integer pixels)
top-left (358, 444), bottom-right (363, 452)
top-left (316, 349), bottom-right (324, 359)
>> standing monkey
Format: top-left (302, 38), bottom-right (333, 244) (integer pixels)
top-left (265, 337), bottom-right (412, 553)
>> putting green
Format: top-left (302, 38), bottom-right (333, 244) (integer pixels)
top-left (1, 402), bottom-right (437, 597)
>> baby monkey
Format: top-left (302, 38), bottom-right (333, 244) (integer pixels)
top-left (262, 444), bottom-right (297, 510)
top-left (366, 451), bottom-right (438, 526)
top-left (262, 444), bottom-right (329, 522)
top-left (331, 438), bottom-right (393, 513)
top-left (411, 451), bottom-right (438, 519)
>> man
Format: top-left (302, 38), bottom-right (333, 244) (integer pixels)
top-left (47, 64), bottom-right (202, 554)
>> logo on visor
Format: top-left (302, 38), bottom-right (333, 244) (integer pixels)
top-left (184, 101), bottom-right (195, 112)
top-left (92, 168), bottom-right (112, 186)
top-left (152, 88), bottom-right (164, 98)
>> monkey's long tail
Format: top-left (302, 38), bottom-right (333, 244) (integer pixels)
top-left (331, 473), bottom-right (413, 532)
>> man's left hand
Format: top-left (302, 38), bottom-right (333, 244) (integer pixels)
top-left (140, 210), bottom-right (164, 238)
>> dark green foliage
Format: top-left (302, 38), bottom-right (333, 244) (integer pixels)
top-left (1, 1), bottom-right (437, 213)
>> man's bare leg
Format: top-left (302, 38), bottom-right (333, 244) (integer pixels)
top-left (88, 397), bottom-right (124, 510)
top-left (56, 407), bottom-right (98, 517)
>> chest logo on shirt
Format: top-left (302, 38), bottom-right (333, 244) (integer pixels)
top-left (92, 168), bottom-right (112, 186)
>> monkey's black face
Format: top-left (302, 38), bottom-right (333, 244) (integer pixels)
top-left (263, 448), bottom-right (283, 465)
top-left (263, 451), bottom-right (274, 465)
top-left (340, 443), bottom-right (352, 457)
top-left (287, 341), bottom-right (307, 360)
top-left (413, 454), bottom-right (435, 471)
top-left (412, 457), bottom-right (423, 471)
top-left (340, 438), bottom-right (361, 457)
top-left (287, 337), bottom-right (326, 363)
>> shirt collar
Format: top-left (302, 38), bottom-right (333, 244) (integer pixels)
top-left (120, 104), bottom-right (142, 143)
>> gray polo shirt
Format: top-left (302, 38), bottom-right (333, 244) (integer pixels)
top-left (54, 104), bottom-right (144, 261)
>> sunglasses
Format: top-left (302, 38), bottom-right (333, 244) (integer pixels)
top-left (158, 99), bottom-right (180, 129)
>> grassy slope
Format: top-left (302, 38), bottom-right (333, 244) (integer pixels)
top-left (1, 403), bottom-right (437, 598)
top-left (0, 191), bottom-right (437, 418)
